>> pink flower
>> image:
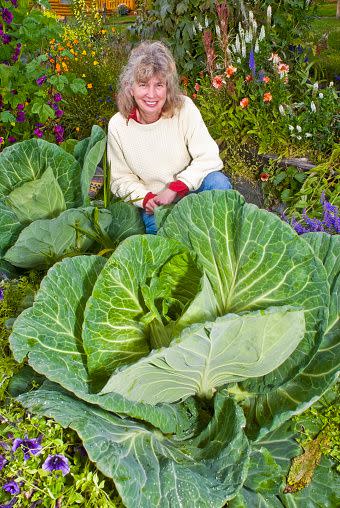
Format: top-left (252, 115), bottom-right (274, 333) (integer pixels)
top-left (277, 63), bottom-right (289, 77)
top-left (212, 75), bottom-right (223, 89)
top-left (269, 52), bottom-right (282, 65)
top-left (245, 74), bottom-right (253, 82)
top-left (194, 82), bottom-right (200, 92)
top-left (240, 97), bottom-right (250, 108)
top-left (262, 76), bottom-right (270, 84)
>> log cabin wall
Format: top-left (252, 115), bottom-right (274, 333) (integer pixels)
top-left (49, 1), bottom-right (136, 18)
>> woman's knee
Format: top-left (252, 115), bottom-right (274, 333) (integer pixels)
top-left (201, 171), bottom-right (232, 191)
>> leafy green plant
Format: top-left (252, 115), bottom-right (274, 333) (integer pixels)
top-left (0, 0), bottom-right (87, 148)
top-left (7, 190), bottom-right (339, 507)
top-left (0, 126), bottom-right (110, 269)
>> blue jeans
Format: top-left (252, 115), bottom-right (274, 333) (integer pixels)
top-left (141, 171), bottom-right (232, 234)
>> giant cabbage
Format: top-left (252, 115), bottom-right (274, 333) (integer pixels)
top-left (9, 191), bottom-right (339, 507)
top-left (0, 126), bottom-right (144, 270)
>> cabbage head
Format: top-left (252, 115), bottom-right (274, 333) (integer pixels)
top-left (9, 191), bottom-right (339, 507)
top-left (0, 126), bottom-right (113, 270)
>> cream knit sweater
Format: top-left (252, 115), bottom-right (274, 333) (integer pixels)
top-left (107, 96), bottom-right (223, 207)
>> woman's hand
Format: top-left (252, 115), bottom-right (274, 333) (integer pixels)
top-left (145, 189), bottom-right (177, 214)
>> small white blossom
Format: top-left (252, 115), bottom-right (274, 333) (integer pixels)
top-left (310, 101), bottom-right (316, 113)
top-left (259, 25), bottom-right (265, 42)
top-left (279, 104), bottom-right (285, 115)
top-left (296, 125), bottom-right (302, 133)
top-left (297, 136), bottom-right (302, 140)
top-left (318, 92), bottom-right (324, 99)
top-left (235, 34), bottom-right (241, 53)
top-left (215, 25), bottom-right (221, 38)
top-left (305, 133), bottom-right (312, 138)
top-left (245, 29), bottom-right (252, 43)
top-left (252, 20), bottom-right (258, 34)
top-left (267, 5), bottom-right (272, 25)
top-left (192, 24), bottom-right (197, 35)
top-left (194, 17), bottom-right (202, 32)
top-left (329, 81), bottom-right (334, 87)
top-left (236, 57), bottom-right (241, 63)
top-left (238, 23), bottom-right (244, 39)
top-left (313, 82), bottom-right (319, 91)
top-left (241, 40), bottom-right (246, 58)
top-left (254, 39), bottom-right (259, 53)
top-left (249, 10), bottom-right (254, 23)
top-left (205, 15), bottom-right (209, 28)
top-left (288, 125), bottom-right (294, 132)
top-left (231, 44), bottom-right (236, 53)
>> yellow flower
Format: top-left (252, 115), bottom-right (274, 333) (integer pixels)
top-left (75, 127), bottom-right (80, 132)
top-left (82, 50), bottom-right (87, 56)
top-left (91, 51), bottom-right (95, 56)
top-left (87, 83), bottom-right (93, 89)
top-left (93, 60), bottom-right (99, 66)
top-left (82, 74), bottom-right (86, 77)
top-left (101, 29), bottom-right (107, 34)
top-left (111, 27), bottom-right (115, 32)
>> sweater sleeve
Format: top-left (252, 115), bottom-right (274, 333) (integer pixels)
top-left (107, 119), bottom-right (149, 208)
top-left (175, 98), bottom-right (223, 191)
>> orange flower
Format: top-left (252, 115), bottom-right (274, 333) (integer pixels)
top-left (192, 93), bottom-right (197, 100)
top-left (87, 83), bottom-right (93, 89)
top-left (181, 76), bottom-right (189, 86)
top-left (262, 76), bottom-right (270, 84)
top-left (55, 63), bottom-right (61, 73)
top-left (245, 74), bottom-right (253, 82)
top-left (194, 82), bottom-right (200, 92)
top-left (240, 97), bottom-right (250, 108)
top-left (226, 65), bottom-right (237, 78)
top-left (260, 172), bottom-right (270, 182)
top-left (212, 75), bottom-right (223, 89)
top-left (263, 92), bottom-right (272, 102)
top-left (73, 39), bottom-right (79, 44)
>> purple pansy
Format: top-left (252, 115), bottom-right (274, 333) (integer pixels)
top-left (16, 111), bottom-right (25, 123)
top-left (2, 33), bottom-right (11, 44)
top-left (53, 93), bottom-right (62, 102)
top-left (12, 435), bottom-right (42, 461)
top-left (7, 136), bottom-right (16, 143)
top-left (0, 453), bottom-right (7, 469)
top-left (33, 128), bottom-right (43, 138)
top-left (55, 109), bottom-right (63, 118)
top-left (54, 124), bottom-right (64, 143)
top-left (3, 480), bottom-right (20, 495)
top-left (42, 454), bottom-right (70, 476)
top-left (1, 8), bottom-right (13, 25)
top-left (36, 75), bottom-right (47, 86)
top-left (16, 103), bottom-right (24, 110)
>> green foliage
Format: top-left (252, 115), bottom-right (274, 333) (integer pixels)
top-left (0, 399), bottom-right (124, 507)
top-left (0, 1), bottom-right (87, 148)
top-left (0, 272), bottom-right (42, 398)
top-left (284, 145), bottom-right (340, 219)
top-left (117, 3), bottom-right (130, 16)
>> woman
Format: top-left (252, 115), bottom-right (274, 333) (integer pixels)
top-left (107, 40), bottom-right (232, 234)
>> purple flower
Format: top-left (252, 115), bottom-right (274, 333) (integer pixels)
top-left (7, 136), bottom-right (16, 143)
top-left (53, 93), bottom-right (62, 102)
top-left (1, 8), bottom-right (13, 25)
top-left (36, 75), bottom-right (47, 86)
top-left (11, 43), bottom-right (21, 62)
top-left (2, 33), bottom-right (11, 44)
top-left (16, 111), bottom-right (25, 123)
top-left (55, 109), bottom-right (63, 118)
top-left (33, 128), bottom-right (43, 138)
top-left (34, 122), bottom-right (44, 127)
top-left (42, 454), bottom-right (70, 476)
top-left (3, 480), bottom-right (20, 495)
top-left (0, 137), bottom-right (4, 144)
top-left (51, 103), bottom-right (58, 111)
top-left (16, 103), bottom-right (24, 110)
top-left (12, 435), bottom-right (42, 461)
top-left (0, 453), bottom-right (7, 469)
top-left (10, 0), bottom-right (18, 7)
top-left (249, 49), bottom-right (256, 75)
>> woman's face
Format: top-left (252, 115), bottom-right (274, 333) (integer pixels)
top-left (131, 75), bottom-right (167, 123)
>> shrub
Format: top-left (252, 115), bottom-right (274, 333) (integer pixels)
top-left (117, 3), bottom-right (130, 16)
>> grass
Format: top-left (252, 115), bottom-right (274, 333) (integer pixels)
top-left (315, 1), bottom-right (337, 17)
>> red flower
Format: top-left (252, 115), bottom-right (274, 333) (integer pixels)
top-left (240, 97), bottom-right (250, 108)
top-left (245, 74), bottom-right (253, 82)
top-left (262, 76), bottom-right (270, 84)
top-left (260, 172), bottom-right (270, 181)
top-left (192, 93), bottom-right (197, 100)
top-left (194, 82), bottom-right (200, 92)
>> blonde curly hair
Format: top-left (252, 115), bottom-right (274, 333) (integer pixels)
top-left (116, 41), bottom-right (184, 119)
